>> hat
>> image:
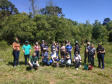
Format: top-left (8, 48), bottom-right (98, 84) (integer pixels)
top-left (87, 42), bottom-right (90, 44)
top-left (42, 40), bottom-right (44, 42)
top-left (25, 41), bottom-right (28, 43)
top-left (76, 41), bottom-right (78, 43)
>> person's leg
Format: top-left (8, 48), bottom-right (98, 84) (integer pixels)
top-left (84, 54), bottom-right (87, 63)
top-left (37, 51), bottom-right (39, 60)
top-left (91, 55), bottom-right (94, 66)
top-left (98, 55), bottom-right (101, 68)
top-left (17, 51), bottom-right (20, 65)
top-left (88, 53), bottom-right (90, 63)
top-left (13, 51), bottom-right (16, 67)
top-left (24, 55), bottom-right (27, 65)
top-left (101, 54), bottom-right (104, 69)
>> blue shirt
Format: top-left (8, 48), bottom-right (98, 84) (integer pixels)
top-left (22, 44), bottom-right (31, 55)
top-left (66, 45), bottom-right (72, 52)
top-left (42, 52), bottom-right (49, 59)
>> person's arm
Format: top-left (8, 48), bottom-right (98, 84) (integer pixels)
top-left (94, 50), bottom-right (96, 58)
top-left (36, 61), bottom-right (39, 66)
top-left (73, 46), bottom-right (75, 51)
top-left (22, 45), bottom-right (25, 53)
top-left (100, 50), bottom-right (105, 53)
top-left (29, 60), bottom-right (33, 67)
top-left (34, 45), bottom-right (36, 51)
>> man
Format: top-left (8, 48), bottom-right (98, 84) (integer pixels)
top-left (74, 41), bottom-right (81, 55)
top-left (66, 42), bottom-right (72, 59)
top-left (87, 44), bottom-right (96, 66)
top-left (29, 52), bottom-right (39, 70)
top-left (22, 41), bottom-right (31, 65)
top-left (84, 42), bottom-right (91, 63)
top-left (50, 49), bottom-right (59, 67)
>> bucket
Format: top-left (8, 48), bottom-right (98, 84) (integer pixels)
top-left (88, 65), bottom-right (93, 70)
top-left (84, 65), bottom-right (88, 70)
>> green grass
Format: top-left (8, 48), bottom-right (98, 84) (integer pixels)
top-left (0, 44), bottom-right (112, 84)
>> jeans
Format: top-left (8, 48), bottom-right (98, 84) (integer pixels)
top-left (99, 54), bottom-right (105, 69)
top-left (24, 55), bottom-right (30, 65)
top-left (13, 50), bottom-right (20, 66)
top-left (35, 51), bottom-right (39, 59)
top-left (42, 58), bottom-right (50, 65)
top-left (90, 55), bottom-right (94, 66)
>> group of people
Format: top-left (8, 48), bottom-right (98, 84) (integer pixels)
top-left (12, 38), bottom-right (105, 70)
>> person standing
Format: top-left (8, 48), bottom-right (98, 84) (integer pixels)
top-left (66, 42), bottom-right (72, 59)
top-left (41, 40), bottom-right (45, 55)
top-left (34, 42), bottom-right (40, 60)
top-left (84, 42), bottom-right (91, 63)
top-left (12, 37), bottom-right (20, 67)
top-left (97, 44), bottom-right (105, 69)
top-left (87, 44), bottom-right (96, 66)
top-left (22, 41), bottom-right (31, 65)
top-left (74, 41), bottom-right (81, 56)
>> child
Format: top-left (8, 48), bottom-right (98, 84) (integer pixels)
top-left (73, 52), bottom-right (81, 70)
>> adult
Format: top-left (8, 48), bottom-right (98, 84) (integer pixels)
top-left (60, 43), bottom-right (66, 58)
top-left (41, 40), bottom-right (45, 55)
top-left (66, 42), bottom-right (72, 59)
top-left (56, 43), bottom-right (60, 55)
top-left (87, 44), bottom-right (96, 66)
top-left (97, 44), bottom-right (105, 69)
top-left (65, 40), bottom-right (68, 46)
top-left (84, 42), bottom-right (91, 63)
top-left (29, 52), bottom-right (39, 70)
top-left (44, 43), bottom-right (49, 52)
top-left (74, 41), bottom-right (81, 55)
top-left (96, 43), bottom-right (101, 67)
top-left (22, 41), bottom-right (31, 65)
top-left (73, 52), bottom-right (81, 70)
top-left (34, 42), bottom-right (40, 60)
top-left (42, 48), bottom-right (50, 66)
top-left (12, 37), bottom-right (20, 67)
top-left (51, 41), bottom-right (56, 53)
top-left (50, 49), bottom-right (59, 67)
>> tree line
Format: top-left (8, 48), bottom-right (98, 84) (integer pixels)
top-left (0, 0), bottom-right (112, 45)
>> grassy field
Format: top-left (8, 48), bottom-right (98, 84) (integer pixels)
top-left (0, 44), bottom-right (112, 84)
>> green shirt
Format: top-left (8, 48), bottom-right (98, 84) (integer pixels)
top-left (29, 56), bottom-right (38, 63)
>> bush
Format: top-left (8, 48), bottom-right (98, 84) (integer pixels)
top-left (0, 40), bottom-right (8, 50)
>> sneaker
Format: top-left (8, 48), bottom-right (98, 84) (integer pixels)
top-left (76, 68), bottom-right (78, 70)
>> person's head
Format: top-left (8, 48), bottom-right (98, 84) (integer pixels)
top-left (33, 52), bottom-right (36, 57)
top-left (25, 41), bottom-right (29, 45)
top-left (87, 42), bottom-right (90, 46)
top-left (36, 42), bottom-right (38, 45)
top-left (56, 43), bottom-right (58, 45)
top-left (99, 45), bottom-right (103, 49)
top-left (15, 37), bottom-right (19, 42)
top-left (45, 43), bottom-right (47, 46)
top-left (68, 42), bottom-right (70, 45)
top-left (43, 48), bottom-right (47, 52)
top-left (75, 52), bottom-right (78, 56)
top-left (91, 44), bottom-right (94, 48)
top-left (98, 43), bottom-right (101, 47)
top-left (61, 43), bottom-right (64, 46)
top-left (42, 40), bottom-right (44, 44)
top-left (75, 41), bottom-right (78, 45)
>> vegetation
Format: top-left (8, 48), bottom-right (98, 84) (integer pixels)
top-left (0, 44), bottom-right (112, 84)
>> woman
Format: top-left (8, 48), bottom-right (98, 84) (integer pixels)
top-left (12, 37), bottom-right (20, 67)
top-left (34, 42), bottom-right (40, 60)
top-left (22, 41), bottom-right (31, 65)
top-left (97, 45), bottom-right (105, 69)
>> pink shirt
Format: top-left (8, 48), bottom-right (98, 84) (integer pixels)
top-left (34, 45), bottom-right (40, 51)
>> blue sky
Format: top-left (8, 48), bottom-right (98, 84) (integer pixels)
top-left (8, 0), bottom-right (112, 24)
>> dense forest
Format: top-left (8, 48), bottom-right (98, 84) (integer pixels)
top-left (0, 0), bottom-right (112, 45)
